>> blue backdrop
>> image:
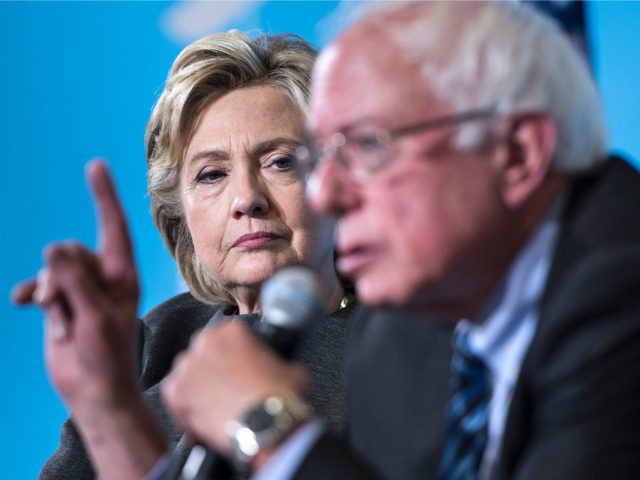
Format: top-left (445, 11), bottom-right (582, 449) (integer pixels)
top-left (1, 2), bottom-right (638, 477)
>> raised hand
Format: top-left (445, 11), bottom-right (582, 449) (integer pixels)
top-left (13, 160), bottom-right (140, 406)
top-left (11, 160), bottom-right (166, 479)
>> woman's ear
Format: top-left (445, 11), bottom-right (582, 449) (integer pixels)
top-left (498, 112), bottom-right (557, 209)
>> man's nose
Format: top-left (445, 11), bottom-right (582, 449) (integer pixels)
top-left (306, 156), bottom-right (360, 216)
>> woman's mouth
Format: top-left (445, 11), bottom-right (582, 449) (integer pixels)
top-left (232, 231), bottom-right (283, 249)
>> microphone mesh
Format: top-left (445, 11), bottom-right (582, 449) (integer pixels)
top-left (259, 267), bottom-right (326, 329)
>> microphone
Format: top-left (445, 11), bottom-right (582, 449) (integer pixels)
top-left (254, 266), bottom-right (326, 358)
top-left (170, 266), bottom-right (326, 480)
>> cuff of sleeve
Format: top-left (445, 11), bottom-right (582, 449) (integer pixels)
top-left (251, 421), bottom-right (325, 480)
top-left (143, 451), bottom-right (176, 480)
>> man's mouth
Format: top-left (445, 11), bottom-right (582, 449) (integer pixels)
top-left (336, 245), bottom-right (380, 277)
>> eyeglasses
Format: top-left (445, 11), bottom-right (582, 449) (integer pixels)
top-left (296, 107), bottom-right (497, 181)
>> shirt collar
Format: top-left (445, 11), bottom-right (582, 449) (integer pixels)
top-left (457, 191), bottom-right (566, 376)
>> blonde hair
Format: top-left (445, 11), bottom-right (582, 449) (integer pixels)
top-left (145, 31), bottom-right (317, 304)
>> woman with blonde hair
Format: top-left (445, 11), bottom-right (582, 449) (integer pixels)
top-left (13, 31), bottom-right (353, 479)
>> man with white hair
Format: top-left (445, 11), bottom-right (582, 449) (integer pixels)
top-left (163, 2), bottom-right (640, 479)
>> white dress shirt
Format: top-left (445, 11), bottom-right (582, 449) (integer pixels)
top-left (459, 196), bottom-right (564, 479)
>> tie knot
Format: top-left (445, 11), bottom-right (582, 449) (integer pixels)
top-left (453, 330), bottom-right (480, 359)
top-left (451, 331), bottom-right (490, 388)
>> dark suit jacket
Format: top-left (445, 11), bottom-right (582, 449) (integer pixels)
top-left (39, 296), bottom-right (357, 479)
top-left (296, 157), bottom-right (640, 480)
top-left (345, 309), bottom-right (454, 480)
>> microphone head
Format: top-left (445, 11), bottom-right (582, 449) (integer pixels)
top-left (259, 266), bottom-right (326, 330)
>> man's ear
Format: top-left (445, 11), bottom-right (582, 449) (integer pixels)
top-left (497, 112), bottom-right (557, 209)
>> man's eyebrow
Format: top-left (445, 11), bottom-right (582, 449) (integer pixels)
top-left (305, 117), bottom-right (393, 140)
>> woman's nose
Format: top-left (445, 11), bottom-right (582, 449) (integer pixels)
top-left (231, 171), bottom-right (269, 219)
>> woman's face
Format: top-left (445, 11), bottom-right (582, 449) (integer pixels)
top-left (181, 85), bottom-right (335, 302)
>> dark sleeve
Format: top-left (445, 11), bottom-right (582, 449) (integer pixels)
top-left (293, 433), bottom-right (383, 480)
top-left (508, 247), bottom-right (640, 479)
top-left (38, 418), bottom-right (95, 480)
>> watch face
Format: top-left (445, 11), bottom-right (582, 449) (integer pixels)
top-left (230, 395), bottom-right (310, 465)
top-left (245, 408), bottom-right (276, 431)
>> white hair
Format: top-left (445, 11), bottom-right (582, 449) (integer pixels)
top-left (365, 1), bottom-right (607, 172)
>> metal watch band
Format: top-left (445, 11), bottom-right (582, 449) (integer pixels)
top-left (226, 394), bottom-right (312, 473)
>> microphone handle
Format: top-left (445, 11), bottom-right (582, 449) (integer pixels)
top-left (252, 321), bottom-right (302, 360)
top-left (177, 445), bottom-right (233, 480)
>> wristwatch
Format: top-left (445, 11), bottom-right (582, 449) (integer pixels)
top-left (226, 394), bottom-right (312, 472)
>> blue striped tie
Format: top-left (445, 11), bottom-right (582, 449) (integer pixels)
top-left (438, 331), bottom-right (491, 480)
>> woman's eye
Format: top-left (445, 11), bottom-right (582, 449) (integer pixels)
top-left (270, 155), bottom-right (296, 171)
top-left (195, 168), bottom-right (225, 183)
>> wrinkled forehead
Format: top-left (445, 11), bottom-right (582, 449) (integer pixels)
top-left (308, 19), bottom-right (449, 135)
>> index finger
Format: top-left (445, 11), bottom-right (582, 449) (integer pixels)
top-left (86, 159), bottom-right (136, 280)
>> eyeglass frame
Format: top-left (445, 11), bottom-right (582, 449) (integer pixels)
top-left (296, 106), bottom-right (498, 181)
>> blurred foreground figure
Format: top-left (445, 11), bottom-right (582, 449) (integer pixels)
top-left (162, 2), bottom-right (640, 479)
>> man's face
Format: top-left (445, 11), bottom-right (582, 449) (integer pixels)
top-left (307, 28), bottom-right (511, 318)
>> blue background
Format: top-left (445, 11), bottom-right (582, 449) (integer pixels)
top-left (1, 2), bottom-right (638, 477)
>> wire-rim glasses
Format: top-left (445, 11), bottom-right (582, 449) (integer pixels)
top-left (296, 106), bottom-right (497, 181)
